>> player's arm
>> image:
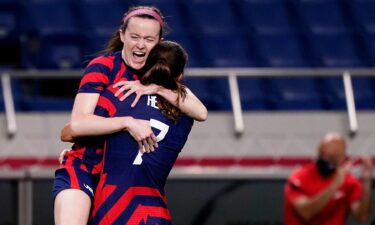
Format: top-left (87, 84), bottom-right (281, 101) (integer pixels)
top-left (64, 93), bottom-right (157, 152)
top-left (69, 93), bottom-right (129, 136)
top-left (157, 86), bottom-right (208, 121)
top-left (68, 57), bottom-right (132, 137)
top-left (350, 157), bottom-right (372, 223)
top-left (291, 161), bottom-right (352, 221)
top-left (113, 80), bottom-right (208, 121)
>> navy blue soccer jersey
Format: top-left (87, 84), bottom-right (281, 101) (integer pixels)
top-left (61, 51), bottom-right (139, 174)
top-left (90, 88), bottom-right (194, 225)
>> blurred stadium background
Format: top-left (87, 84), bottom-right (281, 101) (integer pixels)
top-left (0, 0), bottom-right (375, 224)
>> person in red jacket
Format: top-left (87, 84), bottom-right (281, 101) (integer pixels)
top-left (284, 132), bottom-right (372, 225)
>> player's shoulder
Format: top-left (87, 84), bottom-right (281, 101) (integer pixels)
top-left (87, 52), bottom-right (118, 70)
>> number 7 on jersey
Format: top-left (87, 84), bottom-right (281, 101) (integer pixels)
top-left (133, 119), bottom-right (170, 165)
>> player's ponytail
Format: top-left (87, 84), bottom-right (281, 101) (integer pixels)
top-left (142, 58), bottom-right (176, 90)
top-left (140, 41), bottom-right (188, 122)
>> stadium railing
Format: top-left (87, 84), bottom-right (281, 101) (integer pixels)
top-left (2, 68), bottom-right (375, 137)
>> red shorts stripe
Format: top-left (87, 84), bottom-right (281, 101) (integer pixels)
top-left (65, 163), bottom-right (80, 189)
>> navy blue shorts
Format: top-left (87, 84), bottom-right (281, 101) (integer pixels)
top-left (52, 166), bottom-right (100, 201)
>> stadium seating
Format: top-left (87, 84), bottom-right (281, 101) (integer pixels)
top-left (19, 78), bottom-right (77, 111)
top-left (75, 0), bottom-right (126, 33)
top-left (347, 0), bottom-right (375, 33)
top-left (0, 0), bottom-right (19, 36)
top-left (236, 0), bottom-right (294, 34)
top-left (238, 77), bottom-right (270, 110)
top-left (181, 0), bottom-right (240, 35)
top-left (292, 0), bottom-right (350, 34)
top-left (20, 0), bottom-right (83, 69)
top-left (136, 0), bottom-right (186, 34)
top-left (347, 0), bottom-right (375, 66)
top-left (82, 29), bottom-right (111, 60)
top-left (267, 77), bottom-right (324, 110)
top-left (195, 33), bottom-right (258, 67)
top-left (0, 0), bottom-right (21, 67)
top-left (252, 32), bottom-right (311, 67)
top-left (306, 31), bottom-right (365, 67)
top-left (166, 32), bottom-right (201, 67)
top-left (0, 0), bottom-right (375, 111)
top-left (361, 32), bottom-right (375, 67)
top-left (320, 77), bottom-right (375, 110)
top-left (74, 0), bottom-right (127, 57)
top-left (0, 3), bottom-right (18, 41)
top-left (184, 77), bottom-right (232, 111)
top-left (0, 76), bottom-right (29, 111)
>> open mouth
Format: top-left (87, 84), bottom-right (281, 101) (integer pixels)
top-left (132, 51), bottom-right (146, 61)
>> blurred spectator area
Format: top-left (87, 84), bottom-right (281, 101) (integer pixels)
top-left (0, 0), bottom-right (374, 111)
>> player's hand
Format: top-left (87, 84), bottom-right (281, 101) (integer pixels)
top-left (113, 80), bottom-right (160, 107)
top-left (58, 149), bottom-right (71, 164)
top-left (125, 117), bottom-right (158, 153)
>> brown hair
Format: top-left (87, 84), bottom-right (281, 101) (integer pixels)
top-left (104, 6), bottom-right (165, 54)
top-left (140, 41), bottom-right (188, 122)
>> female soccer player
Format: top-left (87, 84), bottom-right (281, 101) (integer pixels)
top-left (53, 6), bottom-right (207, 225)
top-left (89, 40), bottom-right (194, 224)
